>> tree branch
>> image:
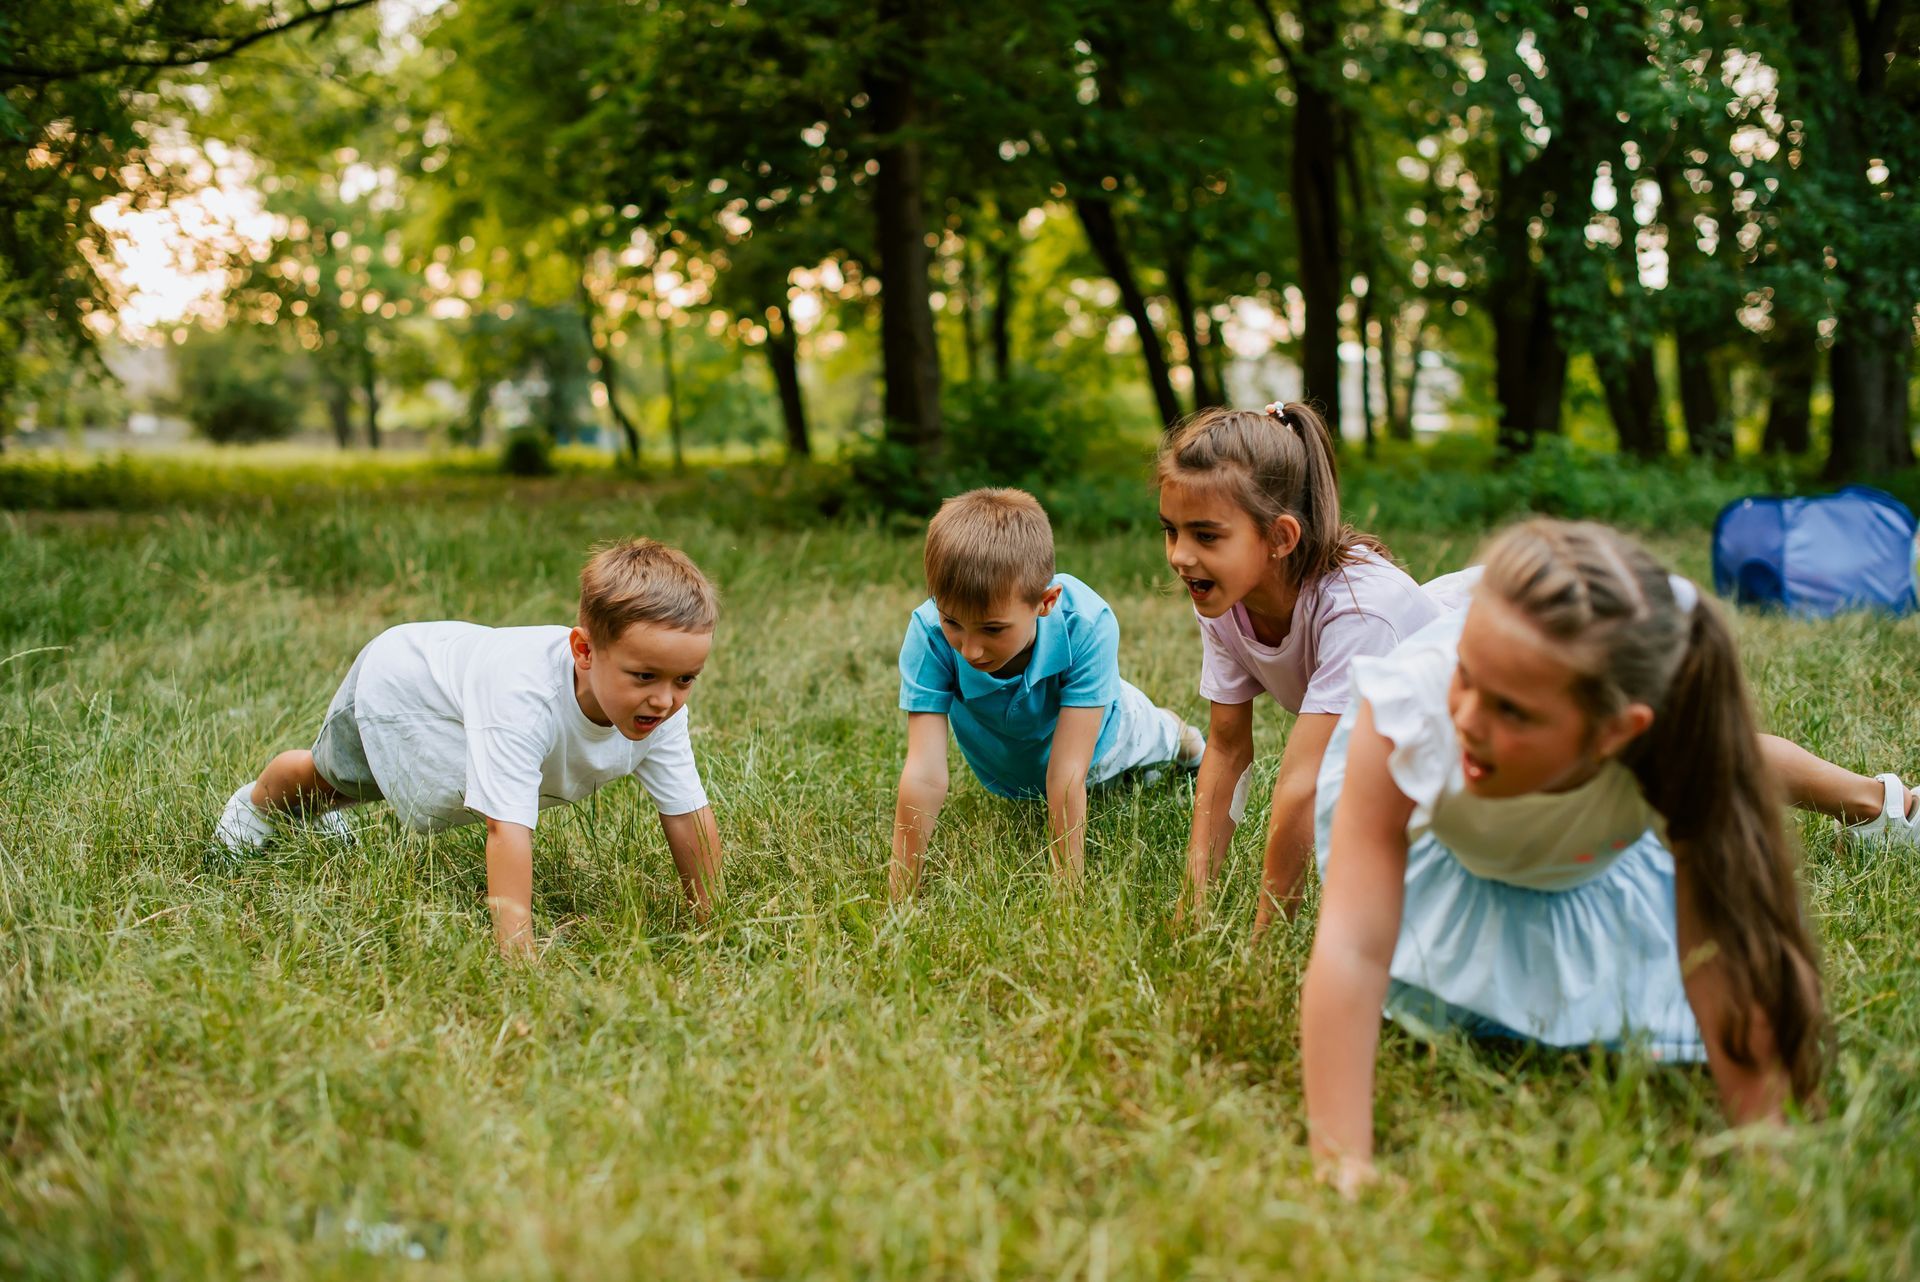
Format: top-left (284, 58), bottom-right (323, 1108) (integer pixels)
top-left (1245, 0), bottom-right (1300, 81)
top-left (1, 0), bottom-right (383, 84)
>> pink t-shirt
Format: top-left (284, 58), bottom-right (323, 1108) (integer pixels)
top-left (1197, 551), bottom-right (1441, 714)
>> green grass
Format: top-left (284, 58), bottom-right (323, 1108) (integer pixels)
top-left (2, 457), bottom-right (1917, 1278)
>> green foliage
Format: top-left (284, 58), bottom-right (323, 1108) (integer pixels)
top-left (7, 0), bottom-right (1918, 473)
top-left (0, 0), bottom-right (386, 409)
top-left (0, 325), bottom-right (130, 436)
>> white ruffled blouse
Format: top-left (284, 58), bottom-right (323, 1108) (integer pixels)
top-left (1350, 612), bottom-right (1665, 892)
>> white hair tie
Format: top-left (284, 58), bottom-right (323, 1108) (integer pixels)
top-left (1668, 573), bottom-right (1699, 615)
top-left (1262, 402), bottom-right (1299, 432)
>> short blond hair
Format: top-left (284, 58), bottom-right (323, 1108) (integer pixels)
top-left (578, 538), bottom-right (718, 643)
top-left (924, 488), bottom-right (1055, 613)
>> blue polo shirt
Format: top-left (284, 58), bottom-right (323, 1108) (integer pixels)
top-left (897, 573), bottom-right (1123, 799)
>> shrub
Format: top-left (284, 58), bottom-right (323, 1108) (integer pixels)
top-left (193, 379), bottom-right (302, 445)
top-left (173, 328), bottom-right (305, 445)
top-left (942, 370), bottom-right (1101, 486)
top-left (501, 427), bottom-right (555, 476)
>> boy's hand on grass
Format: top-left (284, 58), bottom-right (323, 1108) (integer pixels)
top-left (888, 852), bottom-right (921, 902)
top-left (486, 897), bottom-right (536, 961)
top-left (1315, 1152), bottom-right (1379, 1201)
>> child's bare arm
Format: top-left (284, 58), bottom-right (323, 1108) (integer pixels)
top-left (1046, 706), bottom-right (1105, 884)
top-left (891, 712), bottom-right (950, 899)
top-left (1254, 712), bottom-right (1339, 935)
top-left (482, 816), bottom-right (536, 959)
top-left (1183, 699), bottom-right (1255, 913)
top-left (659, 805), bottom-right (724, 920)
top-left (1300, 702), bottom-right (1413, 1194)
top-left (1671, 845), bottom-right (1791, 1126)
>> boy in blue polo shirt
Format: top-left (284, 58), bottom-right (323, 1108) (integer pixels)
top-left (890, 488), bottom-right (1205, 896)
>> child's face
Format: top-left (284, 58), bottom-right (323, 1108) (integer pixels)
top-left (1158, 477), bottom-right (1300, 617)
top-left (569, 620), bottom-right (712, 739)
top-left (936, 585), bottom-right (1062, 675)
top-left (1448, 595), bottom-right (1651, 798)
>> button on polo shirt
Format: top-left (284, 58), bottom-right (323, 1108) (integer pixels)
top-left (897, 574), bottom-right (1122, 798)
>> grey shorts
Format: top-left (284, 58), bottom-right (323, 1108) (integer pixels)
top-left (311, 646), bottom-right (385, 803)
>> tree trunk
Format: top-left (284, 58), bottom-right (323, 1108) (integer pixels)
top-left (658, 320), bottom-right (684, 473)
top-left (766, 299), bottom-right (811, 461)
top-left (1488, 137), bottom-right (1568, 453)
top-left (989, 211), bottom-right (1016, 381)
top-left (867, 0), bottom-right (942, 453)
top-left (1290, 58), bottom-right (1343, 431)
top-left (1252, 0), bottom-right (1344, 432)
top-left (579, 280), bottom-right (642, 464)
top-left (326, 373), bottom-right (355, 449)
top-left (1675, 339), bottom-right (1731, 459)
top-left (1356, 294), bottom-right (1376, 457)
top-left (1827, 314), bottom-right (1914, 477)
top-left (959, 229), bottom-right (980, 386)
top-left (1595, 341), bottom-right (1665, 458)
top-left (1491, 271), bottom-right (1567, 453)
top-left (1786, 0), bottom-right (1916, 477)
top-left (1074, 194), bottom-right (1182, 428)
top-left (1762, 318), bottom-right (1814, 455)
top-left (1657, 165), bottom-right (1732, 460)
top-left (539, 354), bottom-right (571, 443)
top-left (359, 345), bottom-right (381, 449)
top-left (1385, 307), bottom-right (1420, 442)
top-left (1165, 244), bottom-right (1219, 413)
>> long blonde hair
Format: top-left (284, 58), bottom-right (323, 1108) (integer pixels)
top-left (1155, 402), bottom-right (1388, 585)
top-left (1479, 519), bottom-right (1827, 1103)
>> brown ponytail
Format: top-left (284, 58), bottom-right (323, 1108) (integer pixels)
top-left (1156, 401), bottom-right (1389, 585)
top-left (1626, 597), bottom-right (1828, 1103)
top-left (1480, 519), bottom-right (1828, 1105)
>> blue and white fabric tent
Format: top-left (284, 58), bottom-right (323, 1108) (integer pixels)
top-left (1712, 486), bottom-right (1920, 617)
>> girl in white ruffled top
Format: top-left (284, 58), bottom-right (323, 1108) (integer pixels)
top-left (1302, 518), bottom-right (1918, 1195)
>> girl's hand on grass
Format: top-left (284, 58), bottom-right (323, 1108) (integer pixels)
top-left (1251, 895), bottom-right (1277, 942)
top-left (1169, 887), bottom-right (1205, 934)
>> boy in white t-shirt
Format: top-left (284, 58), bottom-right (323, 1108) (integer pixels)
top-left (213, 538), bottom-right (725, 957)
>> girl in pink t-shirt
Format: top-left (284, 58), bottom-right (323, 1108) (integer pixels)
top-left (1159, 401), bottom-right (1440, 933)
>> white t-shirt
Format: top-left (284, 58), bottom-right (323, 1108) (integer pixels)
top-left (1352, 609), bottom-right (1662, 891)
top-left (1197, 551), bottom-right (1442, 714)
top-left (350, 622), bottom-right (708, 832)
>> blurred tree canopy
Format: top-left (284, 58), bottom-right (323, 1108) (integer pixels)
top-left (3, 0), bottom-right (1915, 474)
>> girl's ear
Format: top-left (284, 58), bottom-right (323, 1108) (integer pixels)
top-left (1267, 513), bottom-right (1304, 560)
top-left (1592, 701), bottom-right (1655, 761)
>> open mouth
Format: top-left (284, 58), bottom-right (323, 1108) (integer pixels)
top-left (1460, 744), bottom-right (1493, 782)
top-left (1182, 576), bottom-right (1217, 603)
top-left (633, 714), bottom-right (664, 734)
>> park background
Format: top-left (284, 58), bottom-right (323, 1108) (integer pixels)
top-left (4, 1), bottom-right (1920, 1278)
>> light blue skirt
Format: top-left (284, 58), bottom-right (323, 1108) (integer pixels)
top-left (1314, 710), bottom-right (1705, 1063)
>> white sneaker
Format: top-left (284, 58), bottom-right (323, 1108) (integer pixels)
top-left (1840, 774), bottom-right (1920, 850)
top-left (315, 808), bottom-right (359, 848)
top-left (213, 783), bottom-right (277, 857)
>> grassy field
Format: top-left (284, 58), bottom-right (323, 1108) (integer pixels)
top-left (2, 457), bottom-right (1917, 1279)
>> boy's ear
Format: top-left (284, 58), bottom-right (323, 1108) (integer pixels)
top-left (1035, 584), bottom-right (1065, 616)
top-left (568, 626), bottom-right (595, 670)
